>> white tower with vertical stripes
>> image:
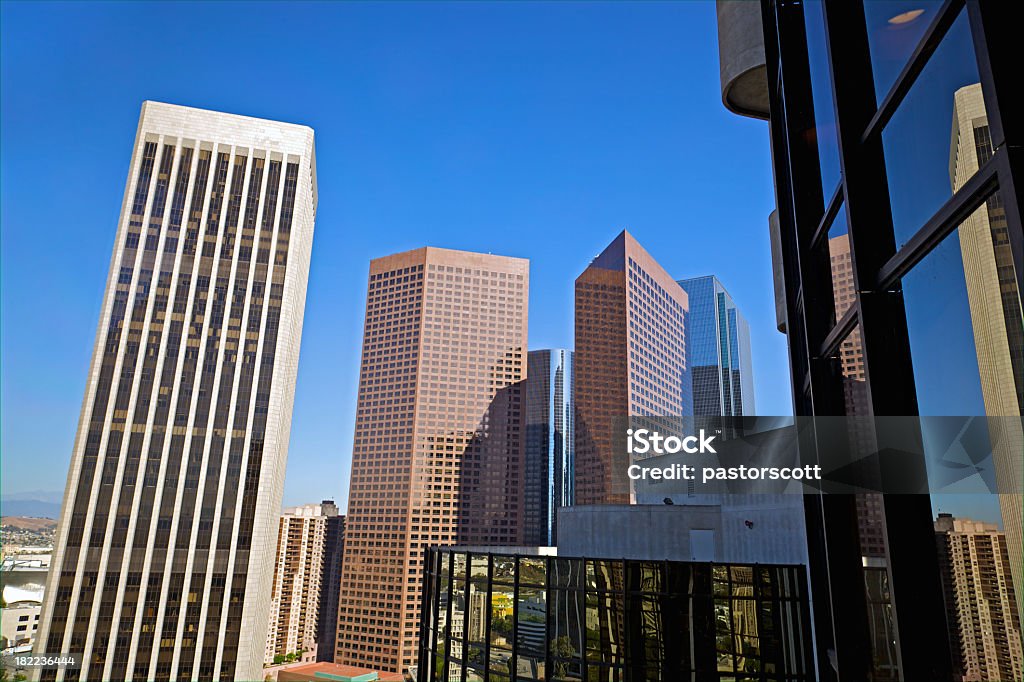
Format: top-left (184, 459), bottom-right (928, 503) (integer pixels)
top-left (34, 101), bottom-right (317, 682)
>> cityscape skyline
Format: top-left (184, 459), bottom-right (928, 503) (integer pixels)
top-left (1, 2), bottom-right (1021, 681)
top-left (0, 0), bottom-right (792, 512)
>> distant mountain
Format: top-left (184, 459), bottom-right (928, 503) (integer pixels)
top-left (1, 491), bottom-right (63, 519)
top-left (1, 490), bottom-right (63, 503)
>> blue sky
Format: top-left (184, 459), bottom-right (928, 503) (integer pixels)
top-left (1, 1), bottom-right (788, 508)
top-left (6, 0), bottom-right (1000, 527)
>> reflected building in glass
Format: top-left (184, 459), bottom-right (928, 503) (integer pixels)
top-left (34, 101), bottom-right (318, 682)
top-left (574, 231), bottom-right (689, 505)
top-left (934, 514), bottom-right (1023, 682)
top-left (949, 83), bottom-right (1024, 618)
top-left (523, 349), bottom-right (574, 546)
top-left (416, 546), bottom-right (814, 682)
top-left (718, 0), bottom-right (1023, 680)
top-left (337, 248), bottom-right (528, 675)
top-left (677, 276), bottom-right (754, 417)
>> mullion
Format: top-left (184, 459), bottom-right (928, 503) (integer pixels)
top-left (809, 183), bottom-right (844, 252)
top-left (875, 155), bottom-right (999, 290)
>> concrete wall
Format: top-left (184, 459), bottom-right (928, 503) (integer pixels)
top-left (557, 502), bottom-right (807, 566)
top-left (716, 0), bottom-right (770, 119)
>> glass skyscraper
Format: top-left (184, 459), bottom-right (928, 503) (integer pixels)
top-left (677, 276), bottom-right (755, 417)
top-left (523, 349), bottom-right (574, 546)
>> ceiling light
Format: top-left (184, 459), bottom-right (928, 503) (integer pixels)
top-left (889, 9), bottom-right (925, 25)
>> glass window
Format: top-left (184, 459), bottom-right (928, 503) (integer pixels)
top-left (864, 1), bottom-right (944, 101)
top-left (519, 556), bottom-right (546, 587)
top-left (549, 587), bottom-right (584, 681)
top-left (880, 10), bottom-right (982, 247)
top-left (902, 192), bottom-right (1021, 525)
top-left (804, 0), bottom-right (841, 197)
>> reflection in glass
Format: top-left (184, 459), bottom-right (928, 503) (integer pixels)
top-left (863, 1), bottom-right (941, 101)
top-left (421, 550), bottom-right (812, 681)
top-left (880, 10), bottom-right (980, 247)
top-left (804, 0), bottom-right (841, 197)
top-left (903, 192), bottom-right (1024, 635)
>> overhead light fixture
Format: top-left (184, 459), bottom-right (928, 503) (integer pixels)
top-left (888, 9), bottom-right (925, 25)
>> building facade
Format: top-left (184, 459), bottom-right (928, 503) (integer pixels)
top-left (677, 276), bottom-right (754, 417)
top-left (934, 514), bottom-right (1023, 682)
top-left (34, 101), bottom-right (317, 682)
top-left (265, 502), bottom-right (339, 665)
top-left (337, 248), bottom-right (529, 674)
top-left (416, 546), bottom-right (814, 682)
top-left (717, 1), bottom-right (1024, 679)
top-left (315, 503), bottom-right (345, 663)
top-left (574, 231), bottom-right (689, 505)
top-left (523, 349), bottom-right (574, 546)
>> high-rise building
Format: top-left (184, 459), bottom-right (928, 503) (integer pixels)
top-left (315, 502), bottom-right (345, 663)
top-left (716, 1), bottom-right (1023, 679)
top-left (574, 231), bottom-right (688, 505)
top-left (522, 349), bottom-right (574, 546)
top-left (950, 83), bottom-right (1024, 620)
top-left (337, 248), bottom-right (528, 674)
top-left (265, 503), bottom-right (339, 666)
top-left (677, 275), bottom-right (754, 417)
top-left (934, 514), bottom-right (1024, 682)
top-left (34, 101), bottom-right (317, 682)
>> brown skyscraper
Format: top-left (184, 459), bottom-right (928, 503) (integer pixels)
top-left (336, 247), bottom-right (528, 674)
top-left (574, 231), bottom-right (688, 505)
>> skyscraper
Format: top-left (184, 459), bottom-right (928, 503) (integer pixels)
top-left (574, 231), bottom-right (688, 505)
top-left (523, 349), bottom-right (574, 546)
top-left (315, 503), bottom-right (345, 663)
top-left (950, 83), bottom-right (1024, 620)
top-left (337, 248), bottom-right (528, 674)
top-left (265, 503), bottom-right (339, 666)
top-left (35, 101), bottom-right (317, 682)
top-left (934, 514), bottom-right (1023, 682)
top-left (677, 276), bottom-right (754, 417)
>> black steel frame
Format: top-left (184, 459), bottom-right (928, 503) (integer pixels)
top-left (759, 0), bottom-right (1024, 680)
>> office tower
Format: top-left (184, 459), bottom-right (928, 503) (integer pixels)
top-left (265, 503), bottom-right (339, 665)
top-left (34, 101), bottom-right (317, 682)
top-left (315, 503), bottom-right (345, 663)
top-left (717, 1), bottom-right (1023, 679)
top-left (337, 248), bottom-right (528, 674)
top-left (677, 276), bottom-right (754, 417)
top-left (934, 514), bottom-right (1024, 682)
top-left (522, 349), bottom-right (574, 546)
top-left (574, 231), bottom-right (688, 505)
top-left (950, 83), bottom-right (1024, 619)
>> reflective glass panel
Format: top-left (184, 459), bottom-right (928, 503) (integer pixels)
top-left (903, 191), bottom-right (1022, 533)
top-left (804, 0), bottom-right (841, 196)
top-left (519, 556), bottom-right (546, 586)
top-left (880, 10), bottom-right (982, 247)
top-left (864, 0), bottom-right (943, 101)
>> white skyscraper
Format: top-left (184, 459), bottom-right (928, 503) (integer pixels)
top-left (34, 101), bottom-right (317, 682)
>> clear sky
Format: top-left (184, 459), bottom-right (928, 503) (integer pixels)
top-left (1, 0), bottom-right (799, 510)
